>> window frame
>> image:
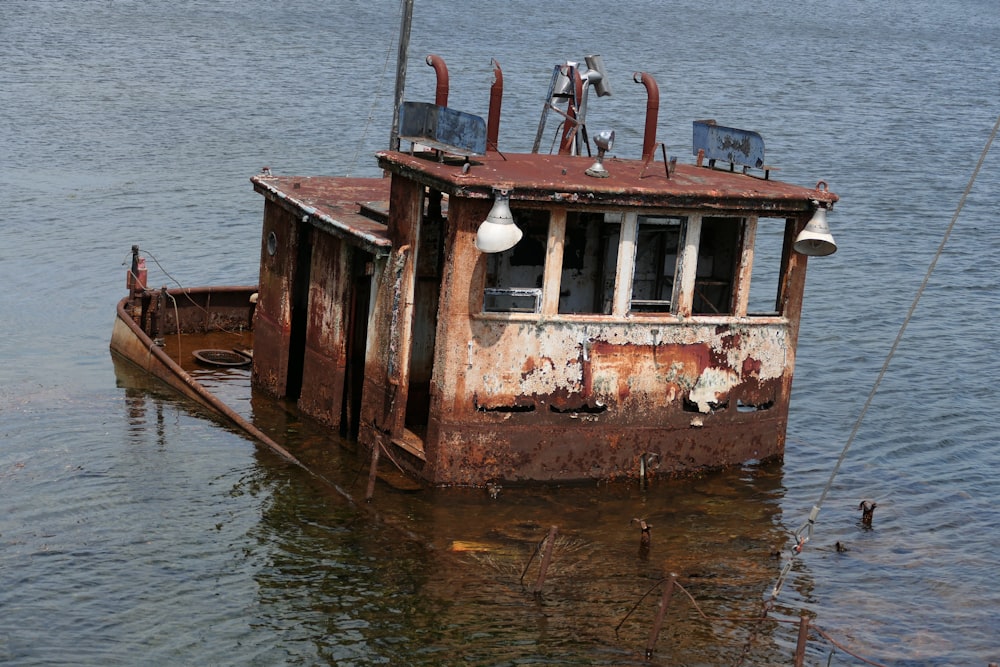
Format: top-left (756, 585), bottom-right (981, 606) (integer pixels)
top-left (477, 205), bottom-right (789, 323)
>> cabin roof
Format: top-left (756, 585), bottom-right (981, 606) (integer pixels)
top-left (378, 150), bottom-right (837, 215)
top-left (251, 150), bottom-right (838, 255)
top-left (251, 175), bottom-right (392, 255)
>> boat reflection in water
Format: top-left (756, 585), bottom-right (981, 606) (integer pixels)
top-left (114, 353), bottom-right (795, 664)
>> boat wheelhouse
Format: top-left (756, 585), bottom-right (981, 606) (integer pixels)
top-left (248, 57), bottom-right (838, 486)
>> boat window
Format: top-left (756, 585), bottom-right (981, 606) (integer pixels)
top-left (630, 216), bottom-right (683, 313)
top-left (558, 212), bottom-right (622, 314)
top-left (692, 217), bottom-right (741, 315)
top-left (747, 217), bottom-right (786, 316)
top-left (483, 209), bottom-right (549, 313)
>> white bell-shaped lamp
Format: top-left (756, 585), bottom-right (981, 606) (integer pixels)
top-left (793, 202), bottom-right (838, 256)
top-left (475, 190), bottom-right (523, 253)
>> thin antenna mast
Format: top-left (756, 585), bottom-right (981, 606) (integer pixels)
top-left (389, 0), bottom-right (414, 150)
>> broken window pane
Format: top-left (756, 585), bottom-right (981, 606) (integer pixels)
top-left (483, 209), bottom-right (549, 313)
top-left (692, 217), bottom-right (741, 315)
top-left (558, 212), bottom-right (622, 315)
top-left (630, 216), bottom-right (683, 313)
top-left (747, 217), bottom-right (785, 316)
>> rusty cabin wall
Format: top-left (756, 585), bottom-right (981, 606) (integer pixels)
top-left (405, 194), bottom-right (446, 429)
top-left (421, 199), bottom-right (812, 485)
top-left (252, 199), bottom-right (357, 429)
top-left (358, 176), bottom-right (423, 449)
top-left (252, 200), bottom-right (297, 398)
top-left (295, 230), bottom-right (352, 428)
top-left (771, 214), bottom-right (809, 398)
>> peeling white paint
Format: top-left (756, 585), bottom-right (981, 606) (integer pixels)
top-left (689, 367), bottom-right (740, 413)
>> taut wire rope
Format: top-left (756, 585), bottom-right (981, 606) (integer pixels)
top-left (771, 111), bottom-right (1000, 599)
top-left (345, 0), bottom-right (401, 176)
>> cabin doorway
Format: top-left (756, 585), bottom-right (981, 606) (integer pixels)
top-left (403, 206), bottom-right (444, 440)
top-left (285, 224), bottom-right (313, 400)
top-left (341, 251), bottom-right (373, 439)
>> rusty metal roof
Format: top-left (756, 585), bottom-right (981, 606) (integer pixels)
top-left (378, 150), bottom-right (837, 214)
top-left (251, 175), bottom-right (393, 255)
top-left (251, 150), bottom-right (837, 254)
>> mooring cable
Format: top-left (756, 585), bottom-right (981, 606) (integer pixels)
top-left (128, 248), bottom-right (255, 338)
top-left (345, 0), bottom-right (400, 177)
top-left (809, 625), bottom-right (889, 667)
top-left (771, 111), bottom-right (1000, 599)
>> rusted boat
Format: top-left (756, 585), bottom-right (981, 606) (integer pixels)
top-left (111, 54), bottom-right (839, 488)
top-left (108, 279), bottom-right (307, 460)
top-left (111, 281), bottom-right (254, 401)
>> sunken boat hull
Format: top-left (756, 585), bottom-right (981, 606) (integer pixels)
top-left (110, 285), bottom-right (257, 419)
top-left (114, 56), bottom-right (838, 487)
top-left (250, 155), bottom-right (819, 486)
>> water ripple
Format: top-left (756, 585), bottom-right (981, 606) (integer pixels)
top-left (3, 0), bottom-right (1000, 663)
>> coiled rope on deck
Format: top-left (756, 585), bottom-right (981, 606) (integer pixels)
top-left (771, 112), bottom-right (1000, 599)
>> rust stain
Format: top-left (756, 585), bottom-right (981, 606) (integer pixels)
top-left (742, 356), bottom-right (762, 377)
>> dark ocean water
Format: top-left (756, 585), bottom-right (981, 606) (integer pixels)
top-left (2, 0), bottom-right (999, 664)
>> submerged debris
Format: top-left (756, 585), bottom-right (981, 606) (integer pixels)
top-left (858, 500), bottom-right (877, 528)
top-left (631, 517), bottom-right (652, 560)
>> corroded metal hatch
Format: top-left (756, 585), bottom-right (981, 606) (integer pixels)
top-left (693, 119), bottom-right (766, 170)
top-left (398, 101), bottom-right (487, 156)
top-left (192, 349), bottom-right (251, 367)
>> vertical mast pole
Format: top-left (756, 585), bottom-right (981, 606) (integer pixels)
top-left (389, 0), bottom-right (414, 150)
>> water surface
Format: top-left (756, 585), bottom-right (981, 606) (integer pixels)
top-left (2, 0), bottom-right (999, 664)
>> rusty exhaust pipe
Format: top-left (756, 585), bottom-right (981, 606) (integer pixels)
top-left (425, 54), bottom-right (449, 107)
top-left (486, 58), bottom-right (503, 152)
top-left (633, 72), bottom-right (660, 163)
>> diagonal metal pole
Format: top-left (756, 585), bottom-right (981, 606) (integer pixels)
top-left (389, 0), bottom-right (414, 151)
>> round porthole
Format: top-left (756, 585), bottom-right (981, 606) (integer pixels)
top-left (266, 231), bottom-right (277, 256)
